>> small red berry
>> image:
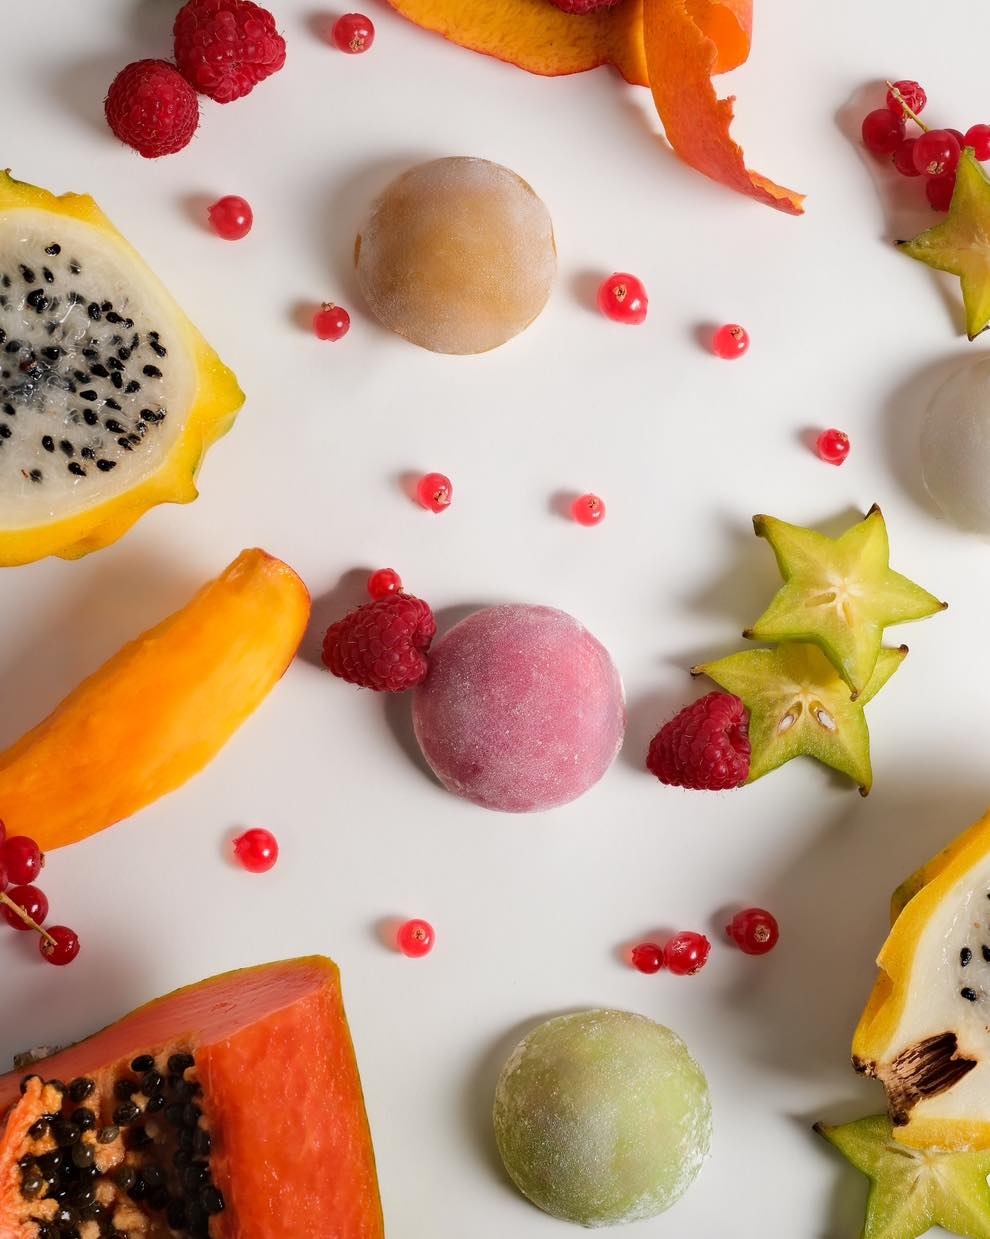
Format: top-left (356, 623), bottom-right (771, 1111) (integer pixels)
top-left (711, 323), bottom-right (750, 360)
top-left (105, 59), bottom-right (200, 158)
top-left (597, 273), bottom-right (648, 325)
top-left (664, 932), bottom-right (711, 977)
top-left (727, 908), bottom-right (779, 956)
top-left (965, 124), bottom-right (990, 161)
top-left (416, 472), bottom-right (452, 513)
top-left (233, 828), bottom-right (279, 873)
top-left (947, 128), bottom-right (966, 147)
top-left (208, 195), bottom-right (253, 240)
top-left (322, 595), bottom-right (436, 692)
top-left (40, 926), bottom-right (80, 967)
top-left (173, 0), bottom-right (286, 103)
top-left (368, 568), bottom-right (402, 600)
top-left (312, 303), bottom-right (350, 341)
top-left (332, 12), bottom-right (375, 53)
top-left (631, 942), bottom-right (665, 974)
top-left (647, 692), bottom-right (750, 791)
top-left (892, 138), bottom-right (921, 177)
top-left (862, 108), bottom-right (905, 157)
top-left (885, 81), bottom-right (926, 119)
top-left (571, 493), bottom-right (606, 526)
top-left (1, 886), bottom-right (49, 932)
top-left (913, 130), bottom-right (961, 177)
top-left (816, 428), bottom-right (850, 466)
top-left (2, 837), bottom-right (43, 886)
top-left (926, 172), bottom-right (956, 212)
top-left (397, 918), bottom-right (434, 958)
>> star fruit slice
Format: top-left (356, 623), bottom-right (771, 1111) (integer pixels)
top-left (693, 642), bottom-right (907, 794)
top-left (815, 1113), bottom-right (990, 1239)
top-left (900, 151), bottom-right (990, 340)
top-left (743, 506), bottom-right (946, 699)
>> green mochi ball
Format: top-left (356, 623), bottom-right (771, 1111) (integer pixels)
top-left (492, 1010), bottom-right (712, 1228)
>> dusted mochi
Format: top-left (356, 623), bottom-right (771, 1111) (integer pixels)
top-left (355, 158), bottom-right (556, 354)
top-left (412, 604), bottom-right (625, 812)
top-left (922, 357), bottom-right (990, 535)
top-left (493, 1010), bottom-right (712, 1227)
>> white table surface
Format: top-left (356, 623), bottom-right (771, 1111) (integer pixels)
top-left (3, 2), bottom-right (989, 1236)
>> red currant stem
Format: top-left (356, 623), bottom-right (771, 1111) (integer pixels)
top-left (0, 891), bottom-right (55, 944)
top-left (884, 81), bottom-right (929, 132)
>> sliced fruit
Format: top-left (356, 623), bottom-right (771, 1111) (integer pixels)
top-left (0, 549), bottom-right (309, 851)
top-left (693, 643), bottom-right (906, 794)
top-left (384, 0), bottom-right (648, 85)
top-left (815, 1113), bottom-right (990, 1239)
top-left (0, 170), bottom-right (244, 566)
top-left (900, 152), bottom-right (990, 340)
top-left (0, 956), bottom-right (384, 1239)
top-left (744, 507), bottom-right (946, 699)
top-left (853, 808), bottom-right (990, 1151)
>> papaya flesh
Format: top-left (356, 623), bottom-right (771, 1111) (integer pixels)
top-left (0, 548), bottom-right (310, 851)
top-left (0, 957), bottom-right (384, 1239)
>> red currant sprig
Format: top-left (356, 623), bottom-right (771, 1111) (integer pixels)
top-left (0, 826), bottom-right (78, 964)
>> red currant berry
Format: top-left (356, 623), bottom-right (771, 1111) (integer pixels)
top-left (416, 472), bottom-right (452, 513)
top-left (2, 836), bottom-right (43, 885)
top-left (947, 128), bottom-right (966, 146)
top-left (926, 172), bottom-right (956, 212)
top-left (727, 907), bottom-right (779, 955)
top-left (1, 885), bottom-right (49, 932)
top-left (367, 568), bottom-right (402, 600)
top-left (885, 80), bottom-right (926, 119)
top-left (862, 108), bottom-right (905, 157)
top-left (712, 323), bottom-right (750, 359)
top-left (312, 303), bottom-right (350, 342)
top-left (571, 493), bottom-right (606, 526)
top-left (630, 942), bottom-right (665, 974)
top-left (965, 124), bottom-right (990, 160)
top-left (397, 918), bottom-right (434, 958)
top-left (663, 932), bottom-right (711, 977)
top-left (913, 130), bottom-right (961, 177)
top-left (332, 12), bottom-right (375, 53)
top-left (892, 138), bottom-right (921, 177)
top-left (40, 926), bottom-right (80, 967)
top-left (816, 428), bottom-right (850, 466)
top-left (207, 195), bottom-right (253, 240)
top-left (597, 273), bottom-right (648, 325)
top-left (233, 828), bottom-right (279, 874)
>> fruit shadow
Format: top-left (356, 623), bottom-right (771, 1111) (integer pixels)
top-left (299, 566), bottom-right (373, 669)
top-left (620, 684), bottom-right (704, 773)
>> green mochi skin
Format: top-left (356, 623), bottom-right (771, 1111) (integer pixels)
top-left (493, 1010), bottom-right (712, 1228)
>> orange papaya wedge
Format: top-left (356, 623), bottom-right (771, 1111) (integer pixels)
top-left (0, 956), bottom-right (384, 1239)
top-left (0, 549), bottom-right (310, 851)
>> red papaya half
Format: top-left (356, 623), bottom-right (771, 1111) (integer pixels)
top-left (0, 957), bottom-right (383, 1239)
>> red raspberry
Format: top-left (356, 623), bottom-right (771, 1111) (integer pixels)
top-left (104, 59), bottom-right (200, 158)
top-left (174, 0), bottom-right (287, 103)
top-left (322, 595), bottom-right (436, 692)
top-left (547, 0), bottom-right (622, 11)
top-left (646, 692), bottom-right (750, 791)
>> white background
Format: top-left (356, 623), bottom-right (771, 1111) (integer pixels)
top-left (3, 2), bottom-right (990, 1236)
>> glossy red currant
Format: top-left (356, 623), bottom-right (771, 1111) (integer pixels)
top-left (727, 908), bottom-right (779, 955)
top-left (663, 932), bottom-right (711, 977)
top-left (208, 195), bottom-right (253, 240)
top-left (712, 324), bottom-right (750, 359)
top-left (312, 303), bottom-right (350, 342)
top-left (892, 138), bottom-right (921, 177)
top-left (233, 828), bottom-right (279, 873)
top-left (571, 493), bottom-right (606, 526)
top-left (368, 568), bottom-right (402, 600)
top-left (913, 130), bottom-right (961, 177)
top-left (1, 885), bottom-right (49, 932)
top-left (332, 12), bottom-right (375, 53)
top-left (816, 428), bottom-right (850, 465)
top-left (40, 926), bottom-right (80, 967)
top-left (397, 918), bottom-right (434, 958)
top-left (965, 124), bottom-right (990, 161)
top-left (597, 273), bottom-right (648, 325)
top-left (2, 836), bottom-right (43, 885)
top-left (885, 80), bottom-right (926, 119)
top-left (862, 108), bottom-right (905, 157)
top-left (630, 943), bottom-right (665, 974)
top-left (926, 173), bottom-right (956, 212)
top-left (416, 472), bottom-right (452, 513)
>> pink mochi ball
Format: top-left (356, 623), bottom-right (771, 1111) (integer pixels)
top-left (412, 604), bottom-right (626, 813)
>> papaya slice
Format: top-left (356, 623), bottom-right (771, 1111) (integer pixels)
top-left (0, 171), bottom-right (244, 566)
top-left (0, 548), bottom-right (310, 852)
top-left (0, 956), bottom-right (384, 1239)
top-left (853, 808), bottom-right (990, 1150)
